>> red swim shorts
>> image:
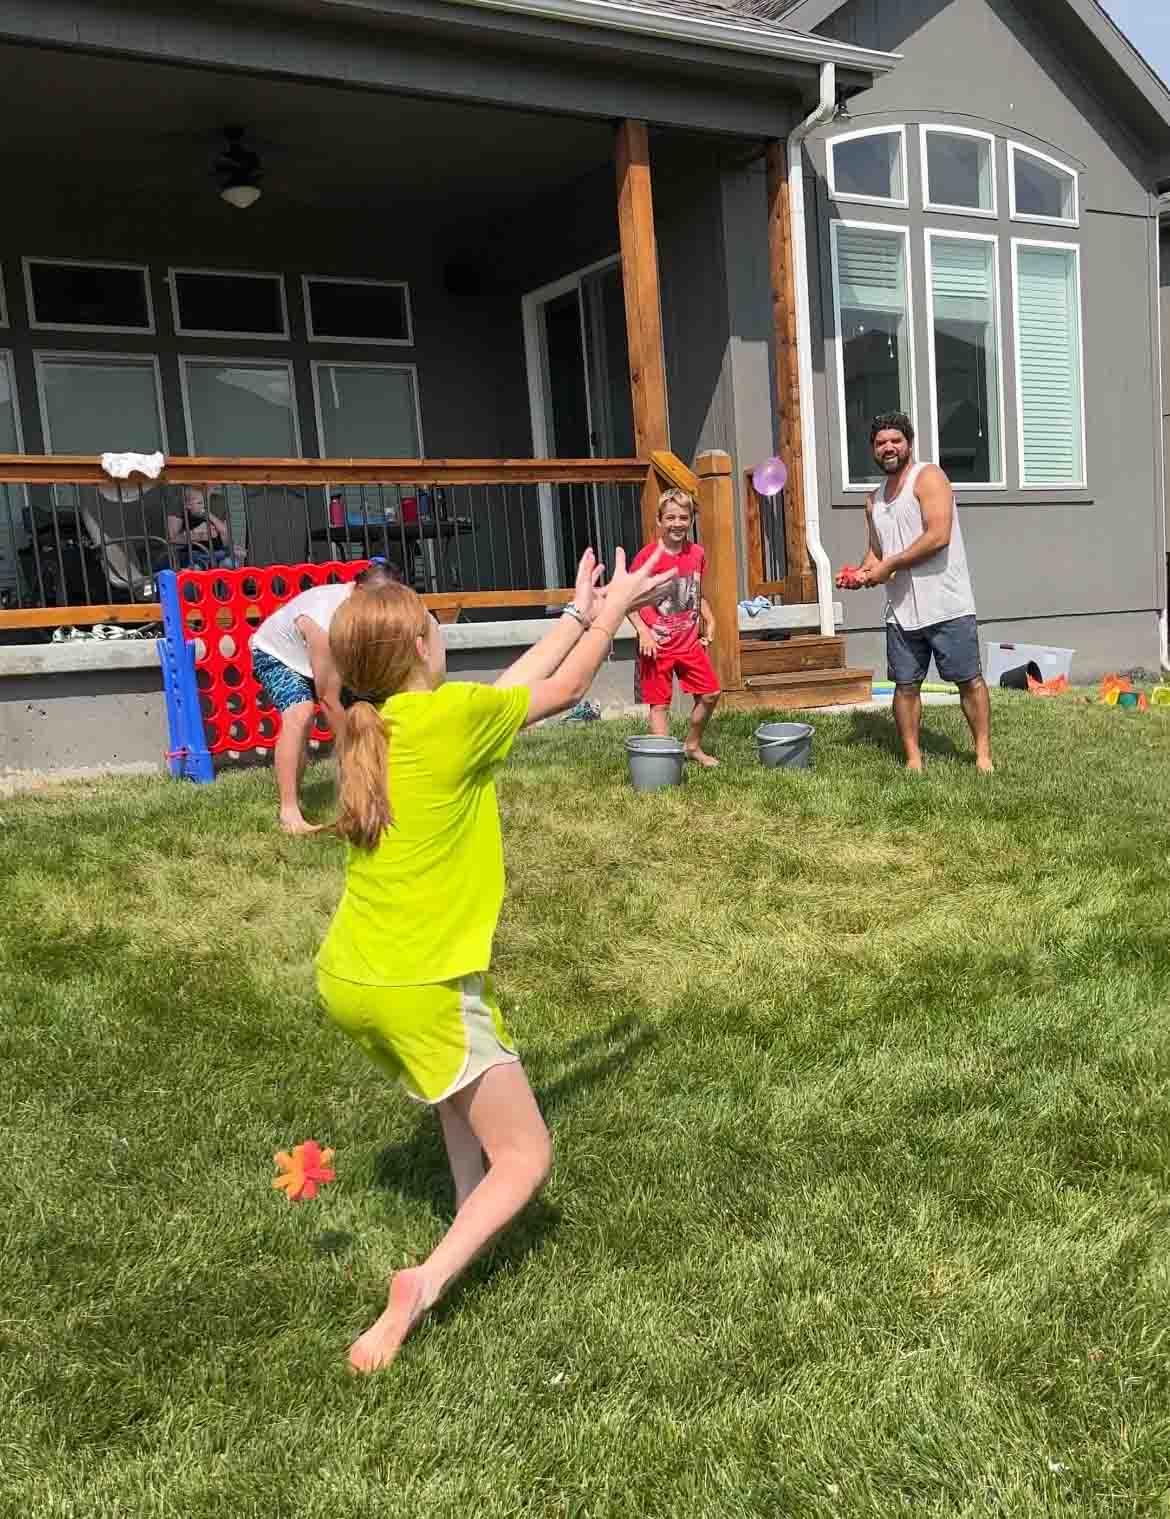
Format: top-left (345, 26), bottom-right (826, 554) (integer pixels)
top-left (638, 642), bottom-right (720, 707)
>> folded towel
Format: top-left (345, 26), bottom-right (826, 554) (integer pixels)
top-left (101, 451), bottom-right (166, 481)
top-left (738, 596), bottom-right (773, 618)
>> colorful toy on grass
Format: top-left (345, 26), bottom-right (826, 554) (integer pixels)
top-left (1151, 685), bottom-right (1170, 708)
top-left (1026, 672), bottom-right (1070, 697)
top-left (273, 1140), bottom-right (336, 1202)
top-left (1098, 674), bottom-right (1149, 711)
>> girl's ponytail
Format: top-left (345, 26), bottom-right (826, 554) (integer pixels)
top-left (326, 579), bottom-right (430, 851)
top-left (334, 699), bottom-right (392, 849)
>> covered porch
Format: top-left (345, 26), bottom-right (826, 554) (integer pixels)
top-left (0, 4), bottom-right (890, 725)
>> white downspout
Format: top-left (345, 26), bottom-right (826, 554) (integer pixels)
top-left (788, 62), bottom-right (838, 637)
top-left (1158, 197), bottom-right (1170, 671)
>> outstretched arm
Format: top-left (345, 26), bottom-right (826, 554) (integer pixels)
top-left (860, 497), bottom-right (881, 572)
top-left (494, 553), bottom-right (607, 691)
top-left (517, 548), bottom-right (676, 726)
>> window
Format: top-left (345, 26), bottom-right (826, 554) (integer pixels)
top-left (831, 222), bottom-right (916, 487)
top-left (24, 259), bottom-right (154, 333)
top-left (312, 362), bottom-right (423, 457)
top-left (827, 128), bottom-right (907, 207)
top-left (1011, 241), bottom-right (1085, 487)
top-left (304, 276), bottom-right (413, 346)
top-left (1009, 144), bottom-right (1078, 225)
top-left (35, 352), bottom-right (166, 453)
top-left (925, 233), bottom-right (1004, 486)
top-left (180, 358), bottom-right (300, 456)
top-left (0, 351), bottom-right (24, 595)
top-left (170, 268), bottom-right (289, 339)
top-left (921, 127), bottom-right (996, 216)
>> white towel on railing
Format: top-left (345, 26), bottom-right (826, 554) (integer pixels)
top-left (100, 451), bottom-right (166, 481)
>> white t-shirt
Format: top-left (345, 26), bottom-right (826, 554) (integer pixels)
top-left (250, 583), bottom-right (353, 678)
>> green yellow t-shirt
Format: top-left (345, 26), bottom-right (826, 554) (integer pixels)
top-left (316, 681), bottom-right (531, 987)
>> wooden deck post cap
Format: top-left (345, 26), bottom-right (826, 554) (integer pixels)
top-left (695, 450), bottom-right (732, 478)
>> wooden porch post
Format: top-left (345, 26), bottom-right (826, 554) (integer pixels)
top-left (616, 119), bottom-right (670, 545)
top-left (766, 140), bottom-right (816, 604)
top-left (695, 449), bottom-right (742, 694)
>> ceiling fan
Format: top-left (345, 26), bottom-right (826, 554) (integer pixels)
top-left (214, 125), bottom-right (263, 210)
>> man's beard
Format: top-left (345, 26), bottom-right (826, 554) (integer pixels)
top-left (879, 454), bottom-right (903, 474)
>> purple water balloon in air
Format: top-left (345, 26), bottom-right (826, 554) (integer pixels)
top-left (751, 456), bottom-right (788, 498)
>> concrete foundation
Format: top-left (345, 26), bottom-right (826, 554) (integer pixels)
top-left (0, 624), bottom-right (644, 776)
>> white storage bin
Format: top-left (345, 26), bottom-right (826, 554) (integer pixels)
top-left (985, 641), bottom-right (1075, 687)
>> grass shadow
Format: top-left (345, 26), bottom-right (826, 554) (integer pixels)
top-left (847, 707), bottom-right (968, 764)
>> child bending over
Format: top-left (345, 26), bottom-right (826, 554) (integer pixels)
top-left (250, 561), bottom-right (399, 833)
top-left (316, 544), bottom-right (674, 1373)
top-left (628, 488), bottom-right (721, 767)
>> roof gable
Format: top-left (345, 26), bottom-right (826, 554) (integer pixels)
top-left (771, 0), bottom-right (1170, 146)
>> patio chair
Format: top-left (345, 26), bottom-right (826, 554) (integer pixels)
top-left (77, 482), bottom-right (172, 601)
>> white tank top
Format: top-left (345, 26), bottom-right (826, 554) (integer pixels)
top-left (870, 463), bottom-right (976, 632)
top-left (250, 583), bottom-right (353, 678)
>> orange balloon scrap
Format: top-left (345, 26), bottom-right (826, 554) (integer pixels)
top-left (273, 1140), bottom-right (336, 1203)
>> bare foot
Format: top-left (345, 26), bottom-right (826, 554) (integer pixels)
top-left (348, 1267), bottom-right (431, 1375)
top-left (976, 757), bottom-right (995, 774)
top-left (905, 757), bottom-right (925, 774)
top-left (279, 810), bottom-right (320, 836)
top-left (684, 746), bottom-right (720, 769)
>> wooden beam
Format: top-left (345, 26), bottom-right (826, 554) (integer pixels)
top-left (0, 456), bottom-right (648, 487)
top-left (0, 603), bottom-right (161, 630)
top-left (743, 471), bottom-right (767, 598)
top-left (616, 121), bottom-right (669, 489)
top-left (766, 141), bottom-right (816, 604)
top-left (694, 450), bottom-right (742, 694)
top-left (650, 450), bottom-right (699, 500)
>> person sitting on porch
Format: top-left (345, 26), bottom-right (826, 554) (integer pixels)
top-left (166, 486), bottom-right (240, 570)
top-left (314, 543), bottom-right (675, 1374)
top-left (250, 560), bottom-right (401, 833)
top-left (628, 488), bottom-right (721, 768)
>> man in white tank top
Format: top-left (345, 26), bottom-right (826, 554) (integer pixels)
top-left (854, 413), bottom-right (992, 773)
top-left (250, 560), bottom-right (400, 831)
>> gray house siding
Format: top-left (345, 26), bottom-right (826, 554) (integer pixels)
top-left (1161, 226), bottom-right (1170, 546)
top-left (802, 0), bottom-right (1165, 675)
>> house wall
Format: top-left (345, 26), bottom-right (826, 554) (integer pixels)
top-left (803, 0), bottom-right (1167, 672)
top-left (1161, 224), bottom-right (1170, 552)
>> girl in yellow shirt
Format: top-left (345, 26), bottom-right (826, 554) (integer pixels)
top-left (319, 546), bottom-right (672, 1373)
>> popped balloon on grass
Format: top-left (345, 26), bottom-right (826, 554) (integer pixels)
top-left (273, 1140), bottom-right (336, 1203)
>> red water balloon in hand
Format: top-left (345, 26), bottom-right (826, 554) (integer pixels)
top-left (835, 564), bottom-right (865, 590)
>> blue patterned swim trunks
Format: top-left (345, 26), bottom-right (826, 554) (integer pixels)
top-left (252, 648), bottom-right (318, 713)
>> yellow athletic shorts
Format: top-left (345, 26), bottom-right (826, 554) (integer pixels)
top-left (316, 969), bottom-right (519, 1105)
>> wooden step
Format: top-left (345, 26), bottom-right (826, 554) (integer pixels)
top-left (739, 634), bottom-right (846, 677)
top-left (723, 666), bottom-right (873, 712)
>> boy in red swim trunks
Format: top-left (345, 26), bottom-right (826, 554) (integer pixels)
top-left (628, 488), bottom-right (721, 768)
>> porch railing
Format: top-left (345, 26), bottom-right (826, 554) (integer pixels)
top-left (0, 456), bottom-right (663, 626)
top-left (0, 449), bottom-right (743, 691)
top-left (743, 471), bottom-right (816, 605)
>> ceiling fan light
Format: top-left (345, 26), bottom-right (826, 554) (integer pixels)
top-left (221, 182), bottom-right (262, 210)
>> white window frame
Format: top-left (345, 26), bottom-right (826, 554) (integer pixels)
top-left (923, 228), bottom-right (1007, 490)
top-left (303, 275), bottom-right (414, 347)
top-left (33, 350), bottom-right (169, 453)
top-left (1008, 143), bottom-right (1079, 227)
top-left (168, 266), bottom-right (290, 340)
top-left (309, 359), bottom-right (425, 458)
top-left (919, 125), bottom-right (997, 219)
top-left (827, 126), bottom-right (910, 210)
top-left (1010, 237), bottom-right (1087, 490)
top-left (0, 349), bottom-right (26, 594)
top-left (830, 219), bottom-right (919, 492)
top-left (178, 355), bottom-right (302, 456)
top-left (23, 257), bottom-right (156, 336)
top-left (0, 350), bottom-right (24, 447)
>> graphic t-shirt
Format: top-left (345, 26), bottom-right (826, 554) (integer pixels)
top-left (316, 681), bottom-right (531, 987)
top-left (630, 542), bottom-right (705, 653)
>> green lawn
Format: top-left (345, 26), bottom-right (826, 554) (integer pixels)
top-left (3, 695), bottom-right (1170, 1518)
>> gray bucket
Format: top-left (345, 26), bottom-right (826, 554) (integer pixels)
top-left (625, 735), bottom-right (686, 792)
top-left (754, 721), bottom-right (814, 770)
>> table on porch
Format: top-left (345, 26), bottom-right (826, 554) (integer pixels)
top-left (310, 518), bottom-right (473, 591)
